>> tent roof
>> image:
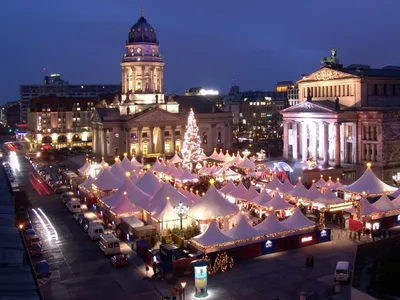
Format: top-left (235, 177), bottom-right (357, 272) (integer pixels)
top-left (265, 177), bottom-right (283, 191)
top-left (151, 160), bottom-right (167, 172)
top-left (251, 189), bottom-right (272, 207)
top-left (110, 193), bottom-right (139, 216)
top-left (268, 193), bottom-right (294, 211)
top-left (100, 158), bottom-right (106, 167)
top-left (110, 162), bottom-right (127, 179)
top-left (391, 194), bottom-right (400, 209)
top-left (224, 152), bottom-right (234, 163)
top-left (287, 181), bottom-right (309, 198)
top-left (313, 189), bottom-right (344, 205)
top-left (280, 179), bottom-right (294, 193)
top-left (189, 185), bottom-right (239, 220)
top-left (78, 160), bottom-right (91, 174)
top-left (135, 170), bottom-right (163, 195)
top-left (131, 157), bottom-right (143, 167)
top-left (207, 149), bottom-right (219, 160)
top-left (93, 165), bottom-right (122, 191)
top-left (306, 184), bottom-right (322, 200)
top-left (191, 221), bottom-right (233, 246)
top-left (216, 151), bottom-right (226, 162)
top-left (79, 175), bottom-right (95, 190)
top-left (120, 156), bottom-right (134, 171)
top-left (227, 181), bottom-right (248, 198)
top-left (342, 167), bottom-right (397, 195)
top-left (225, 215), bottom-right (260, 240)
top-left (360, 196), bottom-right (383, 216)
top-left (255, 212), bottom-right (288, 235)
top-left (239, 185), bottom-right (260, 202)
top-left (168, 153), bottom-right (183, 164)
top-left (152, 198), bottom-right (179, 222)
top-left (148, 183), bottom-right (191, 215)
top-left (115, 176), bottom-right (150, 209)
top-left (282, 207), bottom-right (315, 229)
top-left (238, 157), bottom-right (255, 169)
top-left (372, 194), bottom-right (395, 212)
top-left (219, 181), bottom-right (236, 195)
top-left (330, 179), bottom-right (343, 190)
top-left (390, 188), bottom-right (400, 199)
top-left (314, 176), bottom-right (326, 187)
top-left (175, 169), bottom-right (198, 182)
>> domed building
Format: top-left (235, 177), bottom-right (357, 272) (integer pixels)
top-left (92, 10), bottom-right (233, 157)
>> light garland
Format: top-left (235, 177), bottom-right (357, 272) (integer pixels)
top-left (181, 108), bottom-right (203, 169)
top-left (204, 252), bottom-right (234, 274)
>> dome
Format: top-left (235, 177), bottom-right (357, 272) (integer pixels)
top-left (128, 16), bottom-right (158, 45)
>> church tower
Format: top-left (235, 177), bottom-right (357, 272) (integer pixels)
top-left (121, 9), bottom-right (164, 104)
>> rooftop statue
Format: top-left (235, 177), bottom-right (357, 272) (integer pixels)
top-left (320, 49), bottom-right (340, 67)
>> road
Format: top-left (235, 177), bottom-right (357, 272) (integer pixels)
top-left (14, 153), bottom-right (161, 300)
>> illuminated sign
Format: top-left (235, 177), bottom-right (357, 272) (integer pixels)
top-left (301, 236), bottom-right (313, 243)
top-left (320, 230), bottom-right (327, 237)
top-left (397, 215), bottom-right (400, 221)
top-left (199, 89), bottom-right (219, 96)
top-left (265, 240), bottom-right (273, 248)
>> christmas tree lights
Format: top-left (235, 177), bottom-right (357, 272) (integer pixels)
top-left (181, 108), bottom-right (203, 169)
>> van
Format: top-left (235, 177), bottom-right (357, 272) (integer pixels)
top-left (66, 200), bottom-right (81, 214)
top-left (334, 261), bottom-right (351, 283)
top-left (27, 235), bottom-right (42, 247)
top-left (99, 233), bottom-right (120, 255)
top-left (88, 222), bottom-right (104, 241)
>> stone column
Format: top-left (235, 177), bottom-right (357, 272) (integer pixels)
top-left (292, 121), bottom-right (298, 160)
top-left (371, 143), bottom-right (376, 162)
top-left (142, 66), bottom-right (146, 91)
top-left (160, 126), bottom-right (165, 154)
top-left (301, 121), bottom-right (308, 162)
top-left (171, 126), bottom-right (176, 152)
top-left (125, 128), bottom-right (130, 154)
top-left (283, 121), bottom-right (289, 159)
top-left (131, 67), bottom-right (136, 92)
top-left (311, 122), bottom-right (318, 160)
top-left (149, 127), bottom-right (154, 153)
top-left (121, 68), bottom-right (126, 93)
top-left (352, 122), bottom-right (357, 163)
top-left (322, 122), bottom-right (330, 167)
top-left (138, 126), bottom-right (142, 155)
top-left (335, 122), bottom-right (341, 167)
top-left (160, 67), bottom-right (164, 93)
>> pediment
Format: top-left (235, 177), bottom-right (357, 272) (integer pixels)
top-left (281, 101), bottom-right (336, 114)
top-left (298, 67), bottom-right (359, 82)
top-left (131, 108), bottom-right (185, 123)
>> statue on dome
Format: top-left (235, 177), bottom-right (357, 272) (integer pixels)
top-left (320, 49), bottom-right (340, 67)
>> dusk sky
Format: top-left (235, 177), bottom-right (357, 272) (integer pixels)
top-left (1, 0), bottom-right (399, 102)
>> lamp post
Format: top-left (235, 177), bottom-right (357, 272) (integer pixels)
top-left (174, 201), bottom-right (189, 230)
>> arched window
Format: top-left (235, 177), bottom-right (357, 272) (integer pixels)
top-left (202, 132), bottom-right (207, 144)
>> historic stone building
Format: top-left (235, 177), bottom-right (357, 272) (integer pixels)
top-left (281, 50), bottom-right (400, 181)
top-left (92, 12), bottom-right (232, 157)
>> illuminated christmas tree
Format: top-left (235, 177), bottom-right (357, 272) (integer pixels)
top-left (181, 108), bottom-right (203, 169)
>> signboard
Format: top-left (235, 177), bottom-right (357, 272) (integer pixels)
top-left (261, 239), bottom-right (276, 255)
top-left (316, 229), bottom-right (331, 243)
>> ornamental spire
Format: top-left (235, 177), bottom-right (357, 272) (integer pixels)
top-left (141, 6), bottom-right (144, 17)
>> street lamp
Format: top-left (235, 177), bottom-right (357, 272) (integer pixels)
top-left (180, 282), bottom-right (186, 300)
top-left (174, 201), bottom-right (189, 230)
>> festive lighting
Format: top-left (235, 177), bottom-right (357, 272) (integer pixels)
top-left (209, 178), bottom-right (215, 185)
top-left (206, 252), bottom-right (234, 274)
top-left (125, 172), bottom-right (131, 177)
top-left (123, 152), bottom-right (127, 157)
top-left (181, 108), bottom-right (203, 169)
top-left (366, 162), bottom-right (372, 168)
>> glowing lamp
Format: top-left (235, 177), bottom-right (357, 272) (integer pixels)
top-left (19, 224), bottom-right (23, 230)
top-left (125, 172), bottom-right (131, 177)
top-left (123, 152), bottom-right (127, 157)
top-left (104, 163), bottom-right (109, 167)
top-left (366, 162), bottom-right (372, 168)
top-left (123, 191), bottom-right (127, 196)
top-left (181, 282), bottom-right (186, 289)
top-left (209, 178), bottom-right (215, 185)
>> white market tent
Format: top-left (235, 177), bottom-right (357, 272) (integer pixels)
top-left (185, 191), bottom-right (201, 203)
top-left (313, 189), bottom-right (344, 206)
top-left (148, 182), bottom-right (191, 215)
top-left (171, 167), bottom-right (184, 178)
top-left (238, 157), bottom-right (255, 170)
top-left (224, 152), bottom-right (234, 163)
top-left (113, 176), bottom-right (150, 209)
top-left (191, 221), bottom-right (233, 246)
top-left (216, 150), bottom-right (226, 162)
top-left (110, 192), bottom-right (139, 217)
top-left (287, 181), bottom-right (309, 198)
top-left (251, 189), bottom-right (272, 207)
top-left (280, 179), bottom-right (294, 193)
top-left (93, 165), bottom-right (122, 191)
top-left (306, 184), bottom-right (322, 201)
top-left (360, 196), bottom-right (384, 216)
top-left (152, 198), bottom-right (179, 223)
top-left (222, 168), bottom-right (241, 180)
top-left (239, 185), bottom-right (260, 202)
top-left (189, 185), bottom-right (239, 220)
top-left (207, 149), bottom-right (219, 160)
top-left (268, 193), bottom-right (294, 211)
top-left (174, 169), bottom-right (198, 182)
top-left (100, 158), bottom-right (107, 167)
top-left (78, 160), bottom-right (91, 175)
top-left (322, 178), bottom-right (335, 189)
top-left (391, 194), bottom-right (400, 209)
top-left (265, 177), bottom-right (283, 191)
top-left (255, 212), bottom-right (289, 235)
top-left (131, 157), bottom-right (143, 168)
top-left (165, 165), bottom-right (178, 176)
top-left (225, 215), bottom-right (260, 240)
top-left (341, 167), bottom-right (397, 195)
top-left (130, 171), bottom-right (140, 183)
top-left (219, 181), bottom-right (237, 195)
top-left (282, 207), bottom-right (315, 229)
top-left (330, 179), bottom-right (343, 190)
top-left (151, 160), bottom-right (167, 173)
top-left (135, 170), bottom-right (163, 195)
top-left (79, 175), bottom-right (95, 191)
top-left (390, 188), bottom-right (400, 199)
top-left (372, 194), bottom-right (395, 212)
top-left (315, 176), bottom-right (326, 188)
top-left (227, 181), bottom-right (248, 198)
top-left (200, 150), bottom-right (208, 160)
top-left (120, 156), bottom-right (134, 171)
top-left (110, 161), bottom-right (127, 179)
top-left (168, 153), bottom-right (183, 164)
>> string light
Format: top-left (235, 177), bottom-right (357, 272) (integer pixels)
top-left (205, 252), bottom-right (234, 274)
top-left (181, 108), bottom-right (203, 169)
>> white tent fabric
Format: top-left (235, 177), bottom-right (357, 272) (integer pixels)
top-left (239, 185), bottom-right (260, 202)
top-left (135, 170), bottom-right (162, 195)
top-left (152, 198), bottom-right (179, 222)
top-left (225, 215), bottom-right (260, 240)
top-left (165, 165), bottom-right (178, 176)
top-left (131, 157), bottom-right (143, 167)
top-left (391, 194), bottom-right (400, 209)
top-left (110, 193), bottom-right (139, 216)
top-left (100, 158), bottom-right (106, 167)
top-left (360, 196), bottom-right (384, 216)
top-left (219, 181), bottom-right (237, 195)
top-left (93, 165), bottom-right (122, 191)
top-left (287, 181), bottom-right (309, 198)
top-left (120, 176), bottom-right (150, 209)
top-left (322, 178), bottom-right (335, 188)
top-left (341, 167), bottom-right (397, 195)
top-left (265, 177), bottom-right (283, 191)
top-left (372, 194), bottom-right (395, 212)
top-left (168, 153), bottom-right (183, 164)
top-left (130, 171), bottom-right (140, 183)
top-left (252, 189), bottom-right (272, 207)
top-left (200, 150), bottom-right (208, 160)
top-left (238, 157), bottom-right (255, 170)
top-left (268, 193), bottom-right (294, 211)
top-left (120, 156), bottom-right (134, 171)
top-left (227, 182), bottom-right (248, 198)
top-left (330, 179), bottom-right (343, 190)
top-left (255, 212), bottom-right (288, 235)
top-left (175, 170), bottom-right (198, 182)
top-left (171, 167), bottom-right (184, 178)
top-left (148, 182), bottom-right (191, 215)
top-left (216, 150), bottom-right (226, 162)
top-left (110, 161), bottom-right (127, 179)
top-left (282, 207), bottom-right (315, 229)
top-left (184, 191), bottom-right (201, 203)
top-left (78, 160), bottom-right (91, 175)
top-left (207, 149), bottom-right (219, 160)
top-left (79, 175), bottom-right (95, 190)
top-left (313, 189), bottom-right (344, 206)
top-left (224, 152), bottom-right (234, 163)
top-left (151, 160), bottom-right (168, 173)
top-left (315, 176), bottom-right (326, 187)
top-left (192, 221), bottom-right (233, 246)
top-left (390, 188), bottom-right (400, 199)
top-left (280, 179), bottom-right (294, 193)
top-left (306, 184), bottom-right (322, 201)
top-left (189, 185), bottom-right (239, 220)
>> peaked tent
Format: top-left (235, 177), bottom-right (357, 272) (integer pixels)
top-left (115, 176), bottom-right (150, 209)
top-left (191, 221), bottom-right (233, 246)
top-left (224, 152), bottom-right (234, 163)
top-left (152, 198), bottom-right (179, 222)
top-left (78, 160), bottom-right (91, 175)
top-left (131, 157), bottom-right (143, 168)
top-left (391, 194), bottom-right (400, 209)
top-left (151, 160), bottom-right (167, 173)
top-left (322, 178), bottom-right (335, 188)
top-left (239, 184), bottom-right (260, 202)
top-left (330, 179), bottom-right (343, 190)
top-left (287, 181), bottom-right (309, 198)
top-left (372, 194), bottom-right (395, 212)
top-left (227, 181), bottom-right (248, 198)
top-left (390, 188), bottom-right (400, 199)
top-left (148, 182), bottom-right (191, 215)
top-left (120, 156), bottom-right (134, 171)
top-left (360, 196), bottom-right (384, 216)
top-left (135, 170), bottom-right (163, 195)
top-left (79, 175), bottom-right (95, 190)
top-left (100, 158), bottom-right (107, 167)
top-left (189, 185), bottom-right (239, 220)
top-left (315, 176), bottom-right (326, 188)
top-left (200, 150), bottom-right (208, 160)
top-left (110, 193), bottom-right (139, 216)
top-left (268, 193), bottom-right (294, 211)
top-left (225, 215), bottom-right (260, 240)
top-left (238, 157), bottom-right (255, 170)
top-left (282, 207), bottom-right (315, 229)
top-left (110, 161), bottom-right (127, 179)
top-left (216, 150), bottom-right (226, 162)
top-left (280, 179), bottom-right (294, 193)
top-left (219, 181), bottom-right (237, 195)
top-left (265, 177), bottom-right (283, 191)
top-left (168, 153), bottom-right (183, 164)
top-left (207, 149), bottom-right (219, 160)
top-left (175, 169), bottom-right (198, 182)
top-left (252, 189), bottom-right (272, 207)
top-left (341, 167), bottom-right (397, 195)
top-left (93, 165), bottom-right (122, 191)
top-left (313, 189), bottom-right (344, 206)
top-left (306, 184), bottom-right (322, 201)
top-left (255, 212), bottom-right (289, 235)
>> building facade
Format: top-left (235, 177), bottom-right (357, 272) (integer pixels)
top-left (281, 52), bottom-right (400, 181)
top-left (92, 12), bottom-right (233, 157)
top-left (20, 74), bottom-right (120, 122)
top-left (1, 101), bottom-right (20, 127)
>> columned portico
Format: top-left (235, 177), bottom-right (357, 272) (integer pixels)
top-left (301, 121), bottom-right (308, 162)
top-left (322, 122), bottom-right (330, 167)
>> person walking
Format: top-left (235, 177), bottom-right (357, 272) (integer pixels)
top-left (310, 256), bottom-right (314, 270)
top-left (178, 286), bottom-right (183, 300)
top-left (171, 286), bottom-right (177, 300)
top-left (306, 256), bottom-right (310, 269)
top-left (358, 229), bottom-right (362, 241)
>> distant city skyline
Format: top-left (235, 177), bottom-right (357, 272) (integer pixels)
top-left (1, 0), bottom-right (400, 102)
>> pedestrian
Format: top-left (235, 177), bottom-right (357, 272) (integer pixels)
top-left (171, 286), bottom-right (177, 300)
top-left (306, 256), bottom-right (310, 269)
top-left (383, 229), bottom-right (387, 239)
top-left (178, 286), bottom-right (183, 300)
top-left (310, 256), bottom-right (314, 270)
top-left (358, 229), bottom-right (361, 241)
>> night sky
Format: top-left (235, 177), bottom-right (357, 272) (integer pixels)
top-left (1, 0), bottom-right (399, 102)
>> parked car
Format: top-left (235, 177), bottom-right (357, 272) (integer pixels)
top-left (73, 212), bottom-right (84, 222)
top-left (36, 260), bottom-right (51, 278)
top-left (29, 244), bottom-right (43, 257)
top-left (24, 229), bottom-right (36, 238)
top-left (111, 254), bottom-right (129, 268)
top-left (27, 235), bottom-right (42, 247)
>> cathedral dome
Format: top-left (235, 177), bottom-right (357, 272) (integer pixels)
top-left (128, 16), bottom-right (158, 45)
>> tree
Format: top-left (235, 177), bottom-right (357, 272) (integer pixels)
top-left (181, 108), bottom-right (203, 169)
